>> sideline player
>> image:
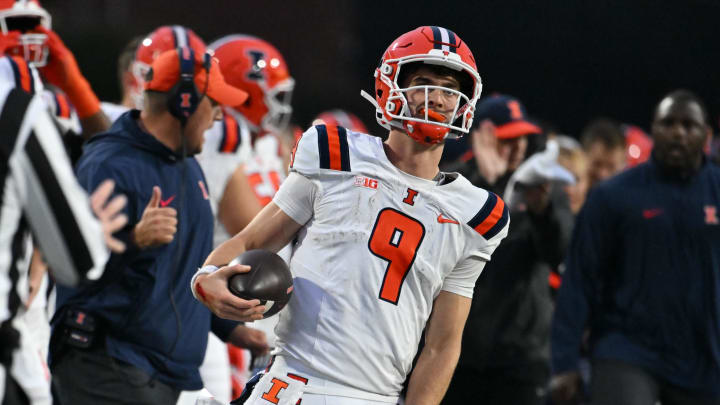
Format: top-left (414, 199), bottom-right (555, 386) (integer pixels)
top-left (193, 26), bottom-right (509, 404)
top-left (196, 33), bottom-right (297, 398)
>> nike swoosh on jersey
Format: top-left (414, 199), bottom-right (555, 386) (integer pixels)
top-left (437, 214), bottom-right (459, 224)
top-left (160, 195), bottom-right (175, 207)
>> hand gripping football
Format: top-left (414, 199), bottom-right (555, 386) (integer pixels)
top-left (227, 249), bottom-right (293, 318)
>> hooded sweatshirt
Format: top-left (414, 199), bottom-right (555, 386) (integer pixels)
top-left (53, 110), bottom-right (238, 390)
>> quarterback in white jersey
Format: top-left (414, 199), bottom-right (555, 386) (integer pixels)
top-left (193, 26), bottom-right (509, 405)
top-left (275, 123), bottom-right (507, 397)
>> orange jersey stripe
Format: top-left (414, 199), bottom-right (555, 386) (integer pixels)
top-left (325, 125), bottom-right (342, 171)
top-left (12, 56), bottom-right (32, 93)
top-left (474, 197), bottom-right (505, 235)
top-left (56, 93), bottom-right (71, 118)
top-left (222, 114), bottom-right (239, 153)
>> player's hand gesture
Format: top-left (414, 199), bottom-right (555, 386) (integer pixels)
top-left (90, 179), bottom-right (128, 253)
top-left (0, 32), bottom-right (20, 55)
top-left (194, 264), bottom-right (266, 322)
top-left (35, 26), bottom-right (102, 122)
top-left (132, 186), bottom-right (177, 249)
top-left (472, 120), bottom-right (509, 185)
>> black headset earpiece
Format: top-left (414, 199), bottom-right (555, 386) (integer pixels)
top-left (167, 46), bottom-right (201, 125)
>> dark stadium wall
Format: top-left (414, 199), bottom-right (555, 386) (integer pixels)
top-left (44, 0), bottom-right (720, 136)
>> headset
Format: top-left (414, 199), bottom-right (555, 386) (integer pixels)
top-left (166, 46), bottom-right (211, 126)
top-left (162, 46), bottom-right (211, 357)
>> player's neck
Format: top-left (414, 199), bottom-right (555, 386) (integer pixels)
top-left (384, 130), bottom-right (442, 180)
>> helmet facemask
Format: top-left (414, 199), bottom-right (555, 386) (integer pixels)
top-left (129, 60), bottom-right (152, 108)
top-left (364, 50), bottom-right (482, 145)
top-left (0, 7), bottom-right (51, 67)
top-left (260, 76), bottom-right (294, 134)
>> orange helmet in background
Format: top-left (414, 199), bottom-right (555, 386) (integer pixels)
top-left (209, 34), bottom-right (294, 135)
top-left (361, 26), bottom-right (482, 145)
top-left (0, 0), bottom-right (51, 66)
top-left (313, 109), bottom-right (369, 134)
top-left (131, 25), bottom-right (206, 108)
top-left (623, 124), bottom-right (653, 168)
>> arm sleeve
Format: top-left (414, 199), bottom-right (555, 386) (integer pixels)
top-left (11, 91), bottom-right (109, 286)
top-left (441, 255), bottom-right (487, 298)
top-left (551, 186), bottom-right (614, 374)
top-left (272, 172), bottom-right (318, 226)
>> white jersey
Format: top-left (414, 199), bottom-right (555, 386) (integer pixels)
top-left (271, 125), bottom-right (510, 397)
top-left (245, 134), bottom-right (287, 206)
top-left (196, 109), bottom-right (252, 247)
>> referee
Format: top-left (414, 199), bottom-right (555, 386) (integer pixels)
top-left (0, 55), bottom-right (127, 404)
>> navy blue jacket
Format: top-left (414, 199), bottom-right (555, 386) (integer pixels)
top-left (54, 110), bottom-right (238, 390)
top-left (552, 157), bottom-right (720, 395)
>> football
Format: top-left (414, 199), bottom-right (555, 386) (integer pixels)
top-left (227, 249), bottom-right (293, 318)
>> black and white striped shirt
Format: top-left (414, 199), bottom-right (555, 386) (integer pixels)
top-left (0, 56), bottom-right (108, 325)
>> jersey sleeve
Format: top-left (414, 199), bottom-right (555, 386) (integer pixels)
top-left (465, 191), bottom-right (510, 261)
top-left (442, 255), bottom-right (487, 298)
top-left (290, 124), bottom-right (352, 176)
top-left (272, 172), bottom-right (318, 226)
top-left (40, 89), bottom-right (81, 135)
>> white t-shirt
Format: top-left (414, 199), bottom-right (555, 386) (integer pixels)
top-left (270, 124), bottom-right (510, 397)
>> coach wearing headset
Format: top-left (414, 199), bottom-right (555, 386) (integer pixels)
top-left (50, 48), bottom-right (262, 405)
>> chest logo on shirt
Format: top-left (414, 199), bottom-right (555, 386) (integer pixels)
top-left (705, 205), bottom-right (718, 225)
top-left (198, 181), bottom-right (210, 200)
top-left (353, 175), bottom-right (378, 190)
top-left (402, 188), bottom-right (419, 206)
top-left (437, 213), bottom-right (459, 225)
top-left (160, 195), bottom-right (175, 207)
top-left (642, 208), bottom-right (663, 219)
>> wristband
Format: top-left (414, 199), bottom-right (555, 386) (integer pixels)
top-left (190, 265), bottom-right (219, 300)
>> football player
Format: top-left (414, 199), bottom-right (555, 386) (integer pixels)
top-left (193, 26), bottom-right (510, 405)
top-left (0, 0), bottom-right (109, 138)
top-left (200, 33), bottom-right (297, 397)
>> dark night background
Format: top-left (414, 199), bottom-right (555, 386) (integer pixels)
top-left (43, 0), bottom-right (720, 136)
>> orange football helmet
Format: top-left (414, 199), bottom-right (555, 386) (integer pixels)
top-left (209, 34), bottom-right (294, 135)
top-left (361, 26), bottom-right (482, 145)
top-left (131, 25), bottom-right (206, 108)
top-left (313, 109), bottom-right (368, 134)
top-left (0, 0), bottom-right (51, 67)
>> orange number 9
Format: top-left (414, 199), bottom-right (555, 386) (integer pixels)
top-left (368, 208), bottom-right (426, 305)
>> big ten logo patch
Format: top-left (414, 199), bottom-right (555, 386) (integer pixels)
top-left (354, 176), bottom-right (378, 190)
